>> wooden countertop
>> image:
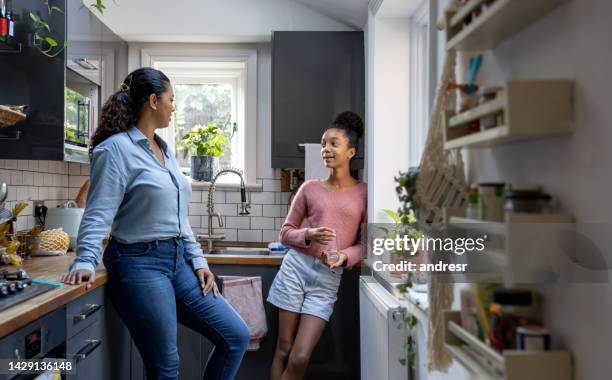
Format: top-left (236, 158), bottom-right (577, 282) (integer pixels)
top-left (0, 247), bottom-right (283, 338)
top-left (0, 253), bottom-right (107, 339)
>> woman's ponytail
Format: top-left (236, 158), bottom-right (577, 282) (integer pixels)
top-left (89, 90), bottom-right (133, 156)
top-left (89, 68), bottom-right (171, 157)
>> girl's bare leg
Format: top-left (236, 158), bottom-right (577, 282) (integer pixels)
top-left (271, 309), bottom-right (301, 380)
top-left (280, 314), bottom-right (327, 380)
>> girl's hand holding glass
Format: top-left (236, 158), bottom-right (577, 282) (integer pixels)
top-left (305, 227), bottom-right (336, 245)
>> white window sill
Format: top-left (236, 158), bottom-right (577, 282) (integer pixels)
top-left (188, 179), bottom-right (263, 191)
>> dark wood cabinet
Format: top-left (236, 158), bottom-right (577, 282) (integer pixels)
top-left (271, 31), bottom-right (365, 169)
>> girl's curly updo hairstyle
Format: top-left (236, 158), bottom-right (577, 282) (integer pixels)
top-left (89, 67), bottom-right (170, 156)
top-left (328, 111), bottom-right (365, 153)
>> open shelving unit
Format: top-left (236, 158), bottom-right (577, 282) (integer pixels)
top-left (445, 0), bottom-right (565, 51)
top-left (444, 80), bottom-right (574, 150)
top-left (444, 311), bottom-right (572, 380)
top-left (444, 208), bottom-right (575, 283)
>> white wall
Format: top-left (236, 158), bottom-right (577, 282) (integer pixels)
top-left (92, 0), bottom-right (355, 43)
top-left (365, 11), bottom-right (412, 223)
top-left (435, 0), bottom-right (612, 378)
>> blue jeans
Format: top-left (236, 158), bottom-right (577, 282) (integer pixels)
top-left (103, 237), bottom-right (250, 380)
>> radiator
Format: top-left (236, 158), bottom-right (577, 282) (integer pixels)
top-left (359, 276), bottom-right (409, 380)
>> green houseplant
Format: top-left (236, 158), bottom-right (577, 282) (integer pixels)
top-left (178, 124), bottom-right (228, 181)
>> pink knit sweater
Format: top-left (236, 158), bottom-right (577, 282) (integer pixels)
top-left (279, 179), bottom-right (367, 268)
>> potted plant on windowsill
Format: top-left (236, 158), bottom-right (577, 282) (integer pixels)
top-left (178, 124), bottom-right (228, 182)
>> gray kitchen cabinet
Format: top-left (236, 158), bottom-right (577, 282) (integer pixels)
top-left (271, 31), bottom-right (365, 169)
top-left (181, 263), bottom-right (360, 380)
top-left (176, 264), bottom-right (279, 380)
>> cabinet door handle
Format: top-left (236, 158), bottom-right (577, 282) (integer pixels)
top-left (71, 339), bottom-right (102, 362)
top-left (73, 304), bottom-right (101, 322)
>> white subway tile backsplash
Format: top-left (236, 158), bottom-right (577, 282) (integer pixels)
top-left (225, 192), bottom-right (241, 204)
top-left (238, 229), bottom-right (261, 242)
top-left (69, 175), bottom-right (88, 188)
top-left (263, 179), bottom-right (280, 192)
top-left (215, 191), bottom-right (226, 204)
top-left (68, 163), bottom-right (81, 175)
top-left (275, 217), bottom-right (285, 230)
top-left (262, 230), bottom-right (280, 243)
top-left (3, 160), bottom-right (295, 238)
top-left (189, 215), bottom-right (201, 228)
top-left (34, 174), bottom-right (44, 186)
top-left (68, 188), bottom-right (79, 200)
top-left (247, 204), bottom-right (262, 217)
top-left (212, 228), bottom-right (237, 241)
top-left (22, 171), bottom-right (34, 186)
top-left (225, 216), bottom-right (250, 229)
top-left (188, 203), bottom-right (206, 216)
top-left (263, 205), bottom-right (281, 217)
top-left (43, 173), bottom-right (53, 186)
top-left (251, 217), bottom-right (274, 230)
top-left (251, 192), bottom-right (275, 204)
top-left (280, 192), bottom-right (291, 205)
top-left (216, 203), bottom-right (238, 217)
top-left (10, 171), bottom-right (22, 185)
top-left (191, 191), bottom-right (202, 203)
top-left (28, 160), bottom-right (38, 172)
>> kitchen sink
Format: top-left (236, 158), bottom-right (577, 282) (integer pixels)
top-left (208, 247), bottom-right (286, 256)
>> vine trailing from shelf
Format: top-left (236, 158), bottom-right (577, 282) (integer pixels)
top-left (29, 1), bottom-right (68, 58)
top-left (399, 314), bottom-right (419, 373)
top-left (28, 0), bottom-right (109, 58)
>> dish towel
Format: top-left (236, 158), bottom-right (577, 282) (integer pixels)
top-left (304, 143), bottom-right (328, 180)
top-left (219, 276), bottom-right (268, 350)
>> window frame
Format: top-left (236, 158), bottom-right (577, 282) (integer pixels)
top-left (137, 46), bottom-right (258, 186)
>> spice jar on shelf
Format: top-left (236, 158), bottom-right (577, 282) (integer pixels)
top-left (504, 185), bottom-right (553, 213)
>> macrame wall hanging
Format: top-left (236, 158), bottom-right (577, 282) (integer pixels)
top-left (415, 47), bottom-right (467, 372)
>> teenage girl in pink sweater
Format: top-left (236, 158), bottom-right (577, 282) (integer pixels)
top-left (267, 111), bottom-right (367, 379)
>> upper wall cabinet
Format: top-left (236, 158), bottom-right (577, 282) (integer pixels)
top-left (271, 31), bottom-right (365, 169)
top-left (0, 0), bottom-right (67, 160)
top-left (0, 0), bottom-right (126, 162)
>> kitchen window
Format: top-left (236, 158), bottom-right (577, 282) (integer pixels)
top-left (136, 46), bottom-right (258, 186)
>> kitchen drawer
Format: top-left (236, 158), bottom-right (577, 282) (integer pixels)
top-left (66, 286), bottom-right (105, 339)
top-left (66, 320), bottom-right (105, 380)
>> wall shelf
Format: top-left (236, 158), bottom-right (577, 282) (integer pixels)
top-left (445, 0), bottom-right (565, 51)
top-left (0, 42), bottom-right (22, 54)
top-left (444, 80), bottom-right (574, 150)
top-left (444, 311), bottom-right (572, 380)
top-left (444, 208), bottom-right (575, 283)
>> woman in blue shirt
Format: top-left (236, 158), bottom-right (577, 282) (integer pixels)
top-left (61, 68), bottom-right (249, 380)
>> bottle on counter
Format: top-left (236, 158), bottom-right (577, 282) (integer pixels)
top-left (0, 0), bottom-right (8, 40)
top-left (6, 10), bottom-right (14, 42)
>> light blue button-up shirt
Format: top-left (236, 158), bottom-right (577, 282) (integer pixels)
top-left (69, 126), bottom-right (208, 274)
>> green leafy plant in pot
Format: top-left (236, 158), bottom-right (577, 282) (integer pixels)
top-left (178, 125), bottom-right (228, 182)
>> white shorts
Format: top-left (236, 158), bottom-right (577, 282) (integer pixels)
top-left (267, 249), bottom-right (343, 322)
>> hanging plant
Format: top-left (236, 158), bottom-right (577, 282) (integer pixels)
top-left (29, 3), bottom-right (69, 58)
top-left (27, 0), bottom-right (109, 58)
top-left (81, 0), bottom-right (107, 14)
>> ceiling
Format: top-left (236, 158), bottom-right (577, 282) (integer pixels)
top-left (88, 0), bottom-right (370, 43)
top-left (293, 0), bottom-right (370, 29)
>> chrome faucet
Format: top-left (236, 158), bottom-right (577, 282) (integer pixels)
top-left (197, 167), bottom-right (250, 252)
